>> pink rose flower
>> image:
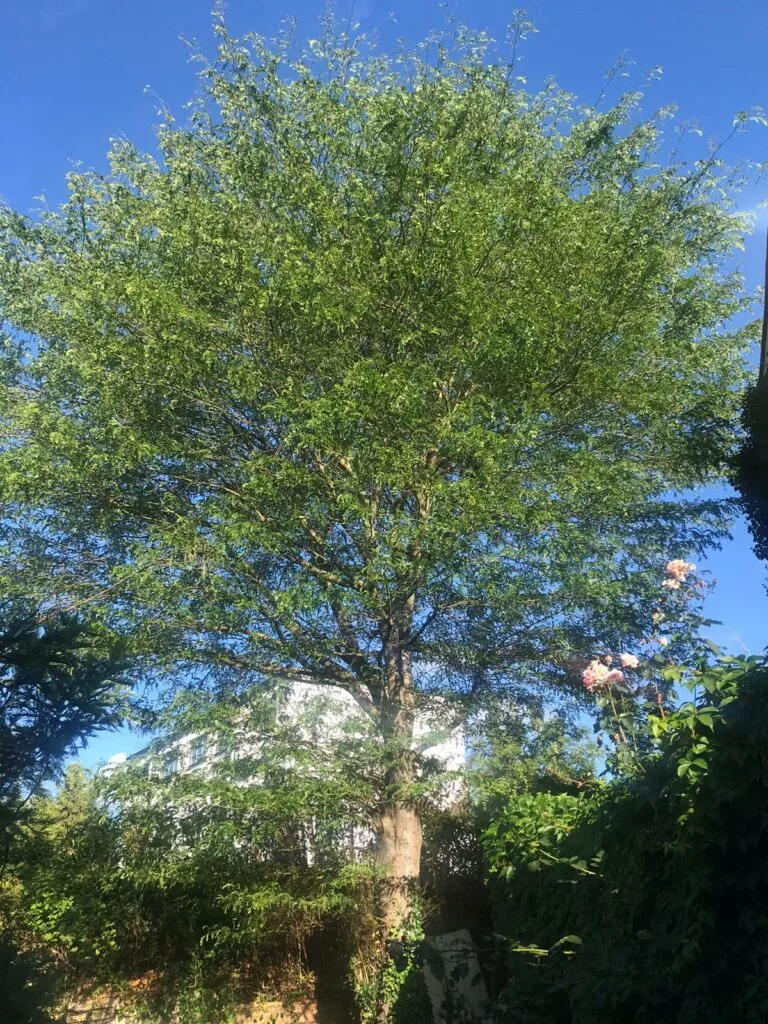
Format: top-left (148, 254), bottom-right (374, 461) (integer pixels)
top-left (582, 660), bottom-right (624, 691)
top-left (665, 559), bottom-right (695, 583)
top-left (582, 659), bottom-right (608, 691)
top-left (619, 653), bottom-right (640, 669)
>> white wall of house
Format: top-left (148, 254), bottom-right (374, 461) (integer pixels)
top-left (101, 681), bottom-right (466, 865)
top-left (106, 680), bottom-right (465, 783)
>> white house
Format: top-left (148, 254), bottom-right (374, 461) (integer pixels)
top-left (102, 680), bottom-right (466, 863)
top-left (106, 681), bottom-right (464, 779)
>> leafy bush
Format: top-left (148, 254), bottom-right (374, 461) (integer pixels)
top-left (0, 595), bottom-right (127, 1021)
top-left (5, 691), bottom-right (380, 1021)
top-left (484, 657), bottom-right (768, 1024)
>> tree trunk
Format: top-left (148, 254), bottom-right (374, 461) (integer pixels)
top-left (375, 776), bottom-right (423, 938)
top-left (373, 769), bottom-right (423, 1024)
top-left (374, 635), bottom-right (423, 1021)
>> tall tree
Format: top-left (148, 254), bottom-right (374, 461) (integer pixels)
top-left (0, 600), bottom-right (125, 1023)
top-left (0, 17), bottom-right (757, 1011)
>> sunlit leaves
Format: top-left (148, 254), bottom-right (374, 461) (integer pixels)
top-left (0, 17), bottom-right (758, 727)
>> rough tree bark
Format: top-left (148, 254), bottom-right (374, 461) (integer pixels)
top-left (375, 770), bottom-right (423, 937)
top-left (374, 629), bottom-right (424, 1021)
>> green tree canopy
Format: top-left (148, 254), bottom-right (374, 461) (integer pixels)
top-left (0, 598), bottom-right (125, 814)
top-left (0, 15), bottom-right (758, 986)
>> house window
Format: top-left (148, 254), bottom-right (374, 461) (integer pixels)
top-left (163, 754), bottom-right (180, 778)
top-left (190, 736), bottom-right (206, 766)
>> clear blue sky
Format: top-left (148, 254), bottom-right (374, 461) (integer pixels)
top-left (1, 0), bottom-right (767, 769)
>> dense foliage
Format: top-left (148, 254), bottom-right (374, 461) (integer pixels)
top-left (0, 14), bottom-right (758, 971)
top-left (484, 656), bottom-right (768, 1024)
top-left (4, 689), bottom-right (377, 1021)
top-left (733, 377), bottom-right (768, 565)
top-left (2, 680), bottom-right (594, 1022)
top-left (7, 636), bottom-right (768, 1024)
top-left (0, 596), bottom-right (126, 1023)
top-left (0, 598), bottom-right (125, 813)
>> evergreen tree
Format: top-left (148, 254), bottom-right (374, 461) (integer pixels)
top-left (0, 598), bottom-right (125, 835)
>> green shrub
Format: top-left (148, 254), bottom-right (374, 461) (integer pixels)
top-left (485, 658), bottom-right (768, 1024)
